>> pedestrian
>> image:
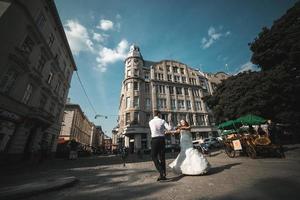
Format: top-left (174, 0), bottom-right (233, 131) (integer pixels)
top-left (149, 110), bottom-right (172, 181)
top-left (257, 125), bottom-right (266, 136)
top-left (121, 146), bottom-right (128, 167)
top-left (69, 139), bottom-right (78, 160)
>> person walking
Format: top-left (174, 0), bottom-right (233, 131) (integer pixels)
top-left (149, 110), bottom-right (172, 181)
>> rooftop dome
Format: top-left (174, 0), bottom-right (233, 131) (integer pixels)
top-left (127, 44), bottom-right (142, 58)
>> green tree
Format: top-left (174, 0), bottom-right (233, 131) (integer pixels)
top-left (204, 2), bottom-right (300, 127)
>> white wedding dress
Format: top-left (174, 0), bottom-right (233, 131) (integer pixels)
top-left (169, 130), bottom-right (210, 175)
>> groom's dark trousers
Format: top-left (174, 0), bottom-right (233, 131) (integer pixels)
top-left (151, 136), bottom-right (166, 177)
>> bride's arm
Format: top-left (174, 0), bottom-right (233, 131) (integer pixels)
top-left (180, 126), bottom-right (191, 130)
top-left (165, 128), bottom-right (180, 135)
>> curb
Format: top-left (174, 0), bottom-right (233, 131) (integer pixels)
top-left (0, 176), bottom-right (79, 200)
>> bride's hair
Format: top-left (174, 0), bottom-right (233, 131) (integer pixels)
top-left (181, 120), bottom-right (190, 127)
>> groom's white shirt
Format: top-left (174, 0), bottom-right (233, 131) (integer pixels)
top-left (149, 116), bottom-right (172, 138)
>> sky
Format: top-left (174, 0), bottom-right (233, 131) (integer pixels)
top-left (54, 0), bottom-right (297, 136)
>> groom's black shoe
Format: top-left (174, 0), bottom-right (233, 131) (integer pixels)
top-left (157, 176), bottom-right (167, 181)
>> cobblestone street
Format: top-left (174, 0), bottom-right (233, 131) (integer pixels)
top-left (1, 144), bottom-right (300, 200)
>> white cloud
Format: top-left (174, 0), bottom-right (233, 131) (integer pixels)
top-left (201, 26), bottom-right (230, 49)
top-left (237, 61), bottom-right (259, 73)
top-left (64, 20), bottom-right (94, 55)
top-left (97, 19), bottom-right (114, 31)
top-left (92, 31), bottom-right (108, 42)
top-left (96, 39), bottom-right (129, 72)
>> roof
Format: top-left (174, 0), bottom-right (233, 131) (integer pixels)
top-left (144, 60), bottom-right (157, 68)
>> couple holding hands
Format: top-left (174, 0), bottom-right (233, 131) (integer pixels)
top-left (149, 111), bottom-right (210, 181)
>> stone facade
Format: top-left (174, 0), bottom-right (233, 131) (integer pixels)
top-left (117, 45), bottom-right (229, 153)
top-left (0, 0), bottom-right (76, 160)
top-left (59, 104), bottom-right (93, 150)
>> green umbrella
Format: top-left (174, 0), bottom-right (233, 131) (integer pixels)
top-left (235, 114), bottom-right (266, 125)
top-left (217, 120), bottom-right (241, 130)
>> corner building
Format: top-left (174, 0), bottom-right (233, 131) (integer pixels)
top-left (117, 45), bottom-right (228, 153)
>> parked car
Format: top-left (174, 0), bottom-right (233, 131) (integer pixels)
top-left (203, 137), bottom-right (221, 149)
top-left (193, 142), bottom-right (210, 155)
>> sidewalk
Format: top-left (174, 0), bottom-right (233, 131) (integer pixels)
top-left (0, 176), bottom-right (78, 200)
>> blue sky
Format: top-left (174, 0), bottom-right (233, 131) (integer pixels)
top-left (55, 0), bottom-right (297, 136)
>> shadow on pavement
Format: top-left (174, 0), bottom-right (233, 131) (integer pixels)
top-left (207, 163), bottom-right (242, 175)
top-left (211, 177), bottom-right (300, 200)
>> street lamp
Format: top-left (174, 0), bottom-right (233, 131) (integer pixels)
top-left (95, 114), bottom-right (108, 119)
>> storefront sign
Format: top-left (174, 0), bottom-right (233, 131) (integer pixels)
top-left (232, 139), bottom-right (242, 150)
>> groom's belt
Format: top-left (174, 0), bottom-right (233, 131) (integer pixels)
top-left (151, 136), bottom-right (165, 139)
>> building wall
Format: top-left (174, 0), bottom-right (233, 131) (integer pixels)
top-left (0, 0), bottom-right (76, 161)
top-left (117, 45), bottom-right (228, 153)
top-left (59, 104), bottom-right (93, 150)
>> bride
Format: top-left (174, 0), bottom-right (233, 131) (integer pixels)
top-left (168, 119), bottom-right (210, 175)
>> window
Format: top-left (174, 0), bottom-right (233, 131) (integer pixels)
top-left (180, 68), bottom-right (184, 74)
top-left (47, 72), bottom-right (53, 84)
top-left (189, 78), bottom-right (196, 85)
top-left (193, 89), bottom-right (200, 97)
top-left (167, 74), bottom-right (172, 81)
top-left (171, 113), bottom-right (177, 125)
top-left (36, 12), bottom-right (46, 30)
top-left (173, 66), bottom-right (178, 73)
top-left (176, 87), bottom-right (182, 95)
top-left (184, 88), bottom-right (189, 95)
top-left (146, 113), bottom-right (151, 123)
top-left (186, 100), bottom-right (191, 110)
top-left (157, 85), bottom-right (165, 94)
top-left (133, 96), bottom-right (139, 108)
top-left (174, 75), bottom-right (180, 82)
top-left (0, 69), bottom-right (18, 94)
top-left (182, 76), bottom-right (186, 83)
top-left (196, 115), bottom-right (205, 126)
top-left (21, 36), bottom-right (34, 55)
top-left (155, 73), bottom-right (164, 80)
top-left (36, 54), bottom-right (46, 72)
top-left (133, 81), bottom-right (139, 90)
top-left (126, 97), bottom-right (130, 108)
top-left (177, 100), bottom-right (185, 109)
top-left (188, 113), bottom-right (194, 125)
top-left (171, 99), bottom-right (176, 109)
top-left (133, 112), bottom-right (139, 124)
top-left (166, 65), bottom-right (170, 72)
top-left (158, 66), bottom-right (163, 71)
top-left (144, 72), bottom-right (149, 81)
top-left (48, 33), bottom-right (55, 47)
top-left (158, 98), bottom-right (167, 109)
top-left (21, 84), bottom-right (32, 104)
top-left (161, 113), bottom-right (168, 120)
top-left (126, 82), bottom-right (132, 91)
top-left (145, 83), bottom-right (150, 93)
top-left (146, 98), bottom-right (151, 109)
top-left (169, 86), bottom-right (174, 94)
top-left (195, 101), bottom-right (202, 111)
top-left (134, 69), bottom-right (139, 76)
top-left (127, 70), bottom-right (131, 77)
top-left (125, 113), bottom-right (130, 125)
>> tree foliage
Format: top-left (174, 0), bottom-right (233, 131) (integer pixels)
top-left (204, 2), bottom-right (300, 127)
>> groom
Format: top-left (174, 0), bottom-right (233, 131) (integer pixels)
top-left (149, 110), bottom-right (172, 181)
